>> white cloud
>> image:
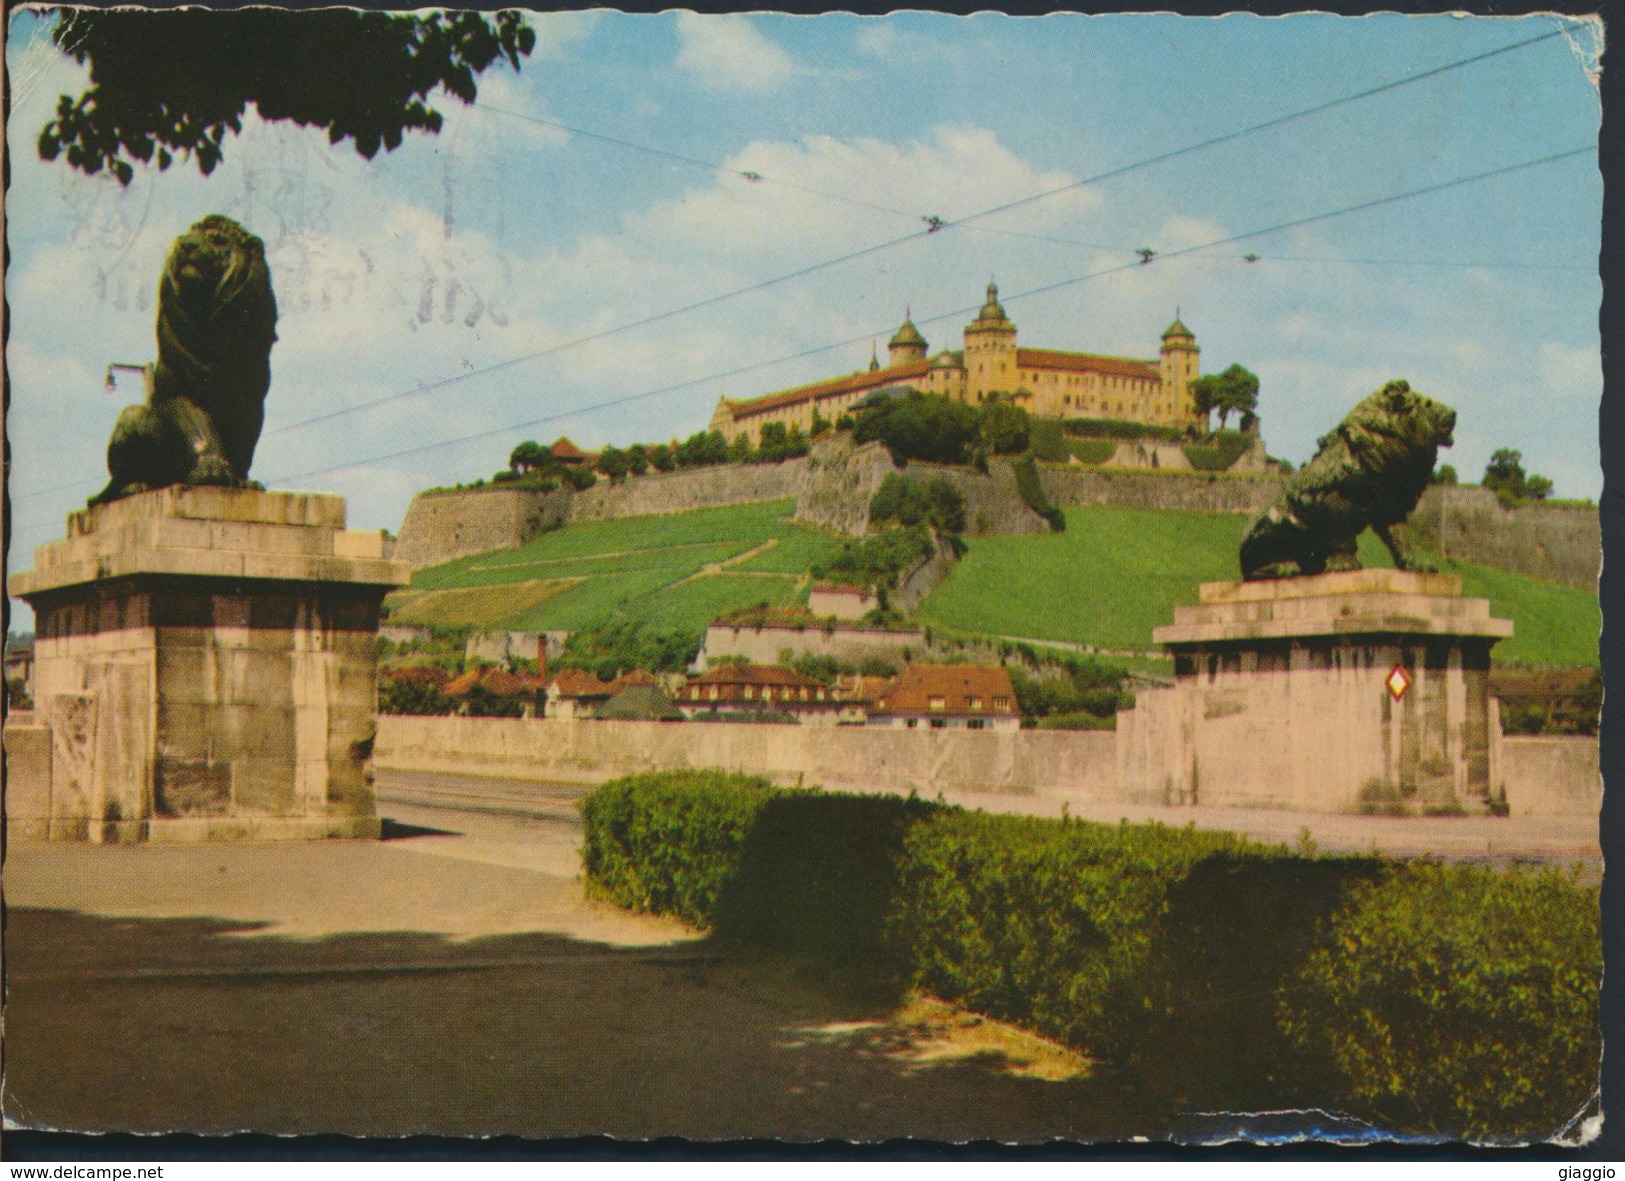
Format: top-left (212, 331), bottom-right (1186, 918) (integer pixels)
top-left (1536, 340), bottom-right (1601, 396)
top-left (674, 13), bottom-right (807, 93)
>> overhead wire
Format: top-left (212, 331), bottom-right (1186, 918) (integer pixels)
top-left (193, 25), bottom-right (1586, 443)
top-left (263, 143), bottom-right (1594, 488)
top-left (5, 24), bottom-right (1581, 508)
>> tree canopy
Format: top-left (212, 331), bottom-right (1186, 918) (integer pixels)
top-left (1482, 449), bottom-right (1553, 502)
top-left (1189, 364), bottom-right (1260, 431)
top-left (38, 9), bottom-right (536, 183)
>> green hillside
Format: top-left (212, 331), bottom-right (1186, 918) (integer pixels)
top-left (391, 500), bottom-right (1598, 667)
top-left (391, 499), bottom-right (845, 634)
top-left (917, 506), bottom-right (1598, 666)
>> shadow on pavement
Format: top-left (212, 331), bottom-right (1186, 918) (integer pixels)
top-left (4, 907), bottom-right (1151, 1143)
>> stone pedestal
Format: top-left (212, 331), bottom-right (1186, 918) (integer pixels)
top-left (1117, 570), bottom-right (1513, 814)
top-left (9, 487), bottom-right (410, 842)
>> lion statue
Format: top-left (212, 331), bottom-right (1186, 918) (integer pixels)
top-left (1240, 380), bottom-right (1455, 580)
top-left (90, 215), bottom-right (278, 505)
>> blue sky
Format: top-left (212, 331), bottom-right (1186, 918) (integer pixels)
top-left (5, 9), bottom-right (1603, 622)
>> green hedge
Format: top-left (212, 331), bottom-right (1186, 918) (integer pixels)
top-left (579, 770), bottom-right (781, 927)
top-left (1063, 418), bottom-right (1184, 442)
top-left (1065, 438), bottom-right (1117, 465)
top-left (1280, 864), bottom-right (1602, 1141)
top-left (580, 773), bottom-right (1601, 1132)
top-left (1028, 418), bottom-right (1070, 463)
top-left (1011, 455), bottom-right (1066, 532)
top-left (1183, 430), bottom-right (1250, 472)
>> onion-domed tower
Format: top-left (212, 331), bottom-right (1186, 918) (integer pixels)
top-left (963, 281), bottom-right (1018, 403)
top-left (888, 312), bottom-right (928, 366)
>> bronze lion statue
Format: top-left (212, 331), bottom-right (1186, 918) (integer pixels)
top-left (1240, 380), bottom-right (1455, 580)
top-left (91, 215), bottom-right (278, 505)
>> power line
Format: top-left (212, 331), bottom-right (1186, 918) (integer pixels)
top-left (480, 105), bottom-right (925, 223)
top-left (1204, 252), bottom-right (1592, 272)
top-left (236, 25), bottom-right (1573, 444)
top-left (945, 26), bottom-right (1570, 232)
top-left (5, 26), bottom-right (1579, 507)
top-left (264, 144), bottom-right (1593, 488)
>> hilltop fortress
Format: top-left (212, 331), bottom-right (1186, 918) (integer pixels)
top-left (711, 282), bottom-right (1202, 439)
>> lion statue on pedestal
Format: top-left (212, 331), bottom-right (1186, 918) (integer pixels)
top-left (91, 215), bottom-right (278, 506)
top-left (1240, 380), bottom-right (1455, 580)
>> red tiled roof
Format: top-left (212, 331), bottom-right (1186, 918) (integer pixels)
top-left (380, 665), bottom-right (452, 688)
top-left (547, 668), bottom-right (613, 698)
top-left (444, 667), bottom-right (545, 697)
top-left (690, 663), bottom-right (824, 690)
top-left (549, 437), bottom-right (586, 461)
top-left (872, 664), bottom-right (1019, 717)
top-left (607, 669), bottom-right (660, 694)
top-left (723, 361), bottom-right (932, 417)
top-left (1017, 349), bottom-right (1158, 382)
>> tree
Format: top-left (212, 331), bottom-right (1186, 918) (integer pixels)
top-left (728, 433), bottom-right (756, 464)
top-left (648, 443), bottom-right (675, 473)
top-left (1432, 463), bottom-right (1458, 486)
top-left (853, 391), bottom-right (982, 465)
top-left (1482, 448), bottom-right (1553, 502)
top-left (626, 444), bottom-right (649, 476)
top-left (1189, 364), bottom-right (1260, 431)
top-left (38, 10), bottom-right (536, 183)
top-left (596, 444), bottom-right (629, 481)
top-left (977, 398), bottom-right (1031, 456)
top-left (509, 439), bottom-right (547, 474)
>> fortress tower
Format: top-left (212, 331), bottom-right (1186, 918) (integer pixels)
top-left (1160, 316), bottom-right (1200, 421)
top-left (888, 314), bottom-right (927, 366)
top-left (962, 282), bottom-right (1019, 403)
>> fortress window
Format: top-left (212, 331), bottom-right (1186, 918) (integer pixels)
top-left (929, 695), bottom-right (946, 712)
top-left (969, 696), bottom-right (983, 710)
top-left (993, 695), bottom-right (1010, 710)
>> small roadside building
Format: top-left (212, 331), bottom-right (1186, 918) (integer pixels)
top-left (545, 668), bottom-right (615, 719)
top-left (867, 664), bottom-right (1021, 731)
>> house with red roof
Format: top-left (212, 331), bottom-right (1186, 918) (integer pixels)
top-left (867, 664), bottom-right (1021, 731)
top-left (677, 663), bottom-right (844, 723)
top-left (544, 668), bottom-right (614, 720)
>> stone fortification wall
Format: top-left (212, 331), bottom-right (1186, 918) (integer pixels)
top-left (905, 459), bottom-right (1051, 536)
top-left (395, 487), bottom-right (571, 569)
top-left (571, 457), bottom-right (808, 523)
top-left (794, 436), bottom-right (895, 535)
top-left (375, 713), bottom-right (1119, 801)
top-left (1408, 486), bottom-right (1599, 588)
top-left (893, 532), bottom-right (963, 611)
top-left (1041, 467), bottom-right (1283, 515)
top-left (700, 623), bottom-right (927, 669)
top-left (4, 716), bottom-right (52, 840)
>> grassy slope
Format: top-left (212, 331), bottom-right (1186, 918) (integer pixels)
top-left (919, 506), bottom-right (1598, 665)
top-left (395, 500), bottom-right (842, 634)
top-left (919, 507), bottom-right (1248, 652)
top-left (393, 497), bottom-right (1596, 666)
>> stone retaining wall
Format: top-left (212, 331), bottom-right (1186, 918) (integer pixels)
top-left (1409, 486), bottom-right (1599, 589)
top-left (571, 457), bottom-right (809, 523)
top-left (1041, 467), bottom-right (1283, 514)
top-left (1499, 735), bottom-right (1601, 817)
top-left (374, 713), bottom-right (1599, 818)
top-left (394, 487), bottom-right (571, 569)
top-left (375, 713), bottom-right (1120, 801)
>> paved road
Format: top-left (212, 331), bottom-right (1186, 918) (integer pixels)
top-left (4, 778), bottom-right (1143, 1141)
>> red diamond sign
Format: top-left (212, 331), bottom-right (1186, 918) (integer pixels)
top-left (1386, 665), bottom-right (1412, 701)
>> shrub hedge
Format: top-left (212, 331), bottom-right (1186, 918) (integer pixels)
top-left (580, 772), bottom-right (1601, 1135)
top-left (1280, 863), bottom-right (1602, 1141)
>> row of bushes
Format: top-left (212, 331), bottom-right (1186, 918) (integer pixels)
top-left (1011, 455), bottom-right (1066, 531)
top-left (580, 772), bottom-right (1601, 1141)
